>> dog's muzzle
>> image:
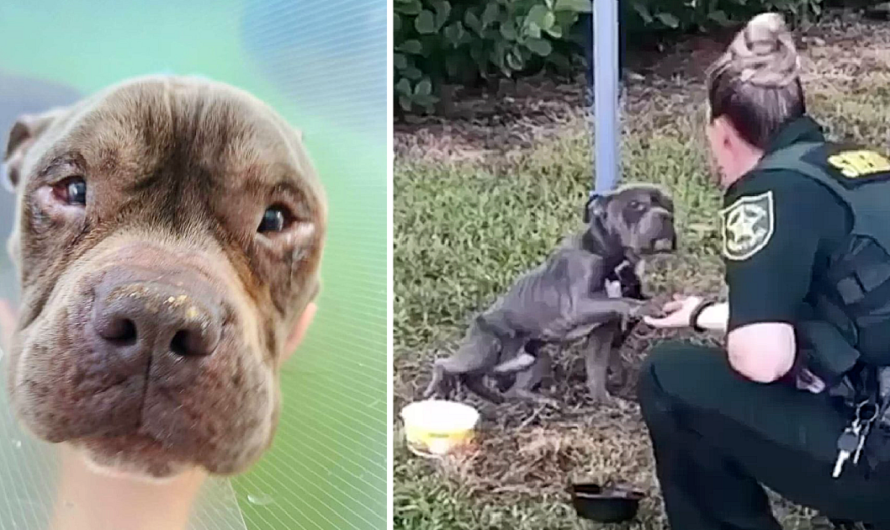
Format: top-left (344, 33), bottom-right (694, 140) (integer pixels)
top-left (645, 210), bottom-right (677, 253)
top-left (89, 267), bottom-right (225, 364)
top-left (652, 233), bottom-right (678, 252)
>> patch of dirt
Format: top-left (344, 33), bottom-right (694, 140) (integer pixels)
top-left (393, 265), bottom-right (727, 519)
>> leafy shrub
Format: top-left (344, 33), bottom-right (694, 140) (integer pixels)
top-left (393, 0), bottom-right (826, 115)
top-left (621, 0), bottom-right (824, 35)
top-left (394, 0), bottom-right (587, 113)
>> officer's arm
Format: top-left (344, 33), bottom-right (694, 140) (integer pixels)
top-left (721, 174), bottom-right (845, 383)
top-left (689, 302), bottom-right (795, 383)
top-left (727, 323), bottom-right (796, 383)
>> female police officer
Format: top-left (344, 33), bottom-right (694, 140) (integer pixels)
top-left (639, 12), bottom-right (890, 530)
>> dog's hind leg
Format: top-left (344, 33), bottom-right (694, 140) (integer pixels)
top-left (493, 338), bottom-right (544, 393)
top-left (422, 333), bottom-right (514, 399)
top-left (492, 352), bottom-right (536, 374)
top-left (422, 353), bottom-right (485, 399)
top-left (489, 352), bottom-right (538, 398)
top-left (422, 361), bottom-right (451, 399)
top-left (462, 374), bottom-right (505, 404)
top-left (505, 352), bottom-right (558, 406)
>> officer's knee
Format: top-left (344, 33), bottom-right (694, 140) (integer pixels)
top-left (637, 341), bottom-right (683, 417)
top-left (637, 340), bottom-right (721, 419)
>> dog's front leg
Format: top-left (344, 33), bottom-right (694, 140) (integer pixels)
top-left (575, 296), bottom-right (648, 327)
top-left (604, 321), bottom-right (629, 390)
top-left (583, 329), bottom-right (615, 405)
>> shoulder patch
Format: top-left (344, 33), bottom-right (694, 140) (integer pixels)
top-left (827, 149), bottom-right (890, 179)
top-left (720, 190), bottom-right (775, 261)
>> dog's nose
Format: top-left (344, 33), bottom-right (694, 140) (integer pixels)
top-left (91, 276), bottom-right (222, 358)
top-left (655, 209), bottom-right (675, 229)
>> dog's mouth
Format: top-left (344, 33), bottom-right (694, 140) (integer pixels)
top-left (652, 237), bottom-right (676, 253)
top-left (632, 237), bottom-right (675, 258)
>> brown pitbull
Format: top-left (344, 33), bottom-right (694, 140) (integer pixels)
top-left (1, 75), bottom-right (326, 479)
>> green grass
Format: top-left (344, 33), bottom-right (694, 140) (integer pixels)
top-left (393, 20), bottom-right (890, 529)
top-left (394, 118), bottom-right (723, 352)
top-left (393, 117), bottom-right (727, 530)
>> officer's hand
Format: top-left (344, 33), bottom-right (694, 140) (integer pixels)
top-left (643, 294), bottom-right (704, 329)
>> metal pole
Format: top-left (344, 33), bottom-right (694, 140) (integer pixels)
top-left (592, 0), bottom-right (620, 193)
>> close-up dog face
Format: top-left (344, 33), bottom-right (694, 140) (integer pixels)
top-left (1, 76), bottom-right (326, 479)
top-left (585, 184), bottom-right (676, 259)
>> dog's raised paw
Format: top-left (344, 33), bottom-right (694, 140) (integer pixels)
top-left (629, 299), bottom-right (660, 319)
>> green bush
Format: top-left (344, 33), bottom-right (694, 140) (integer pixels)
top-left (393, 0), bottom-right (826, 116)
top-left (621, 0), bottom-right (824, 35)
top-left (394, 0), bottom-right (587, 113)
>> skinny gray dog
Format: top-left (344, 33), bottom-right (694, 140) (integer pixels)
top-left (422, 184), bottom-right (676, 404)
top-left (492, 258), bottom-right (649, 404)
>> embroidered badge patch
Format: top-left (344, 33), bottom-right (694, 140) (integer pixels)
top-left (721, 191), bottom-right (775, 261)
top-left (827, 149), bottom-right (890, 178)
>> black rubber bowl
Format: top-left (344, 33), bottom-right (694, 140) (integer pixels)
top-left (570, 483), bottom-right (645, 523)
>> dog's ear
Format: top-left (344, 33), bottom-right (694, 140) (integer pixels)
top-left (3, 108), bottom-right (67, 191)
top-left (583, 192), bottom-right (611, 224)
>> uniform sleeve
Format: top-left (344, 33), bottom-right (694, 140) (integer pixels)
top-left (724, 171), bottom-right (847, 331)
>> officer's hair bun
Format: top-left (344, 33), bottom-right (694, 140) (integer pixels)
top-left (727, 12), bottom-right (800, 88)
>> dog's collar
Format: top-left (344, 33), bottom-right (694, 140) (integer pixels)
top-left (582, 190), bottom-right (601, 223)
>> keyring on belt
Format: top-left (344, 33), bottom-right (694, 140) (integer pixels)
top-left (856, 400), bottom-right (879, 425)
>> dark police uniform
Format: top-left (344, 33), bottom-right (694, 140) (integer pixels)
top-left (638, 115), bottom-right (890, 530)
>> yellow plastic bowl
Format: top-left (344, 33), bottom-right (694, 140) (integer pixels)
top-left (400, 400), bottom-right (480, 457)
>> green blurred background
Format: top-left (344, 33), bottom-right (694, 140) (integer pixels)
top-left (0, 1), bottom-right (387, 529)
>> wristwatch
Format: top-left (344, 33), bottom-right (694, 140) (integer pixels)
top-left (689, 300), bottom-right (716, 332)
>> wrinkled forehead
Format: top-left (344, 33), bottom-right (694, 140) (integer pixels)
top-left (32, 77), bottom-right (321, 198)
top-left (613, 185), bottom-right (673, 211)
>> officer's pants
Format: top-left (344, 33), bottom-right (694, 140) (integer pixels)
top-left (638, 340), bottom-right (890, 529)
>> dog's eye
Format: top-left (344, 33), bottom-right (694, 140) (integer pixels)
top-left (52, 177), bottom-right (87, 206)
top-left (628, 200), bottom-right (645, 210)
top-left (258, 205), bottom-right (294, 234)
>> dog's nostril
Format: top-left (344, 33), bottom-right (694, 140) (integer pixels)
top-left (170, 329), bottom-right (213, 357)
top-left (102, 318), bottom-right (138, 346)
